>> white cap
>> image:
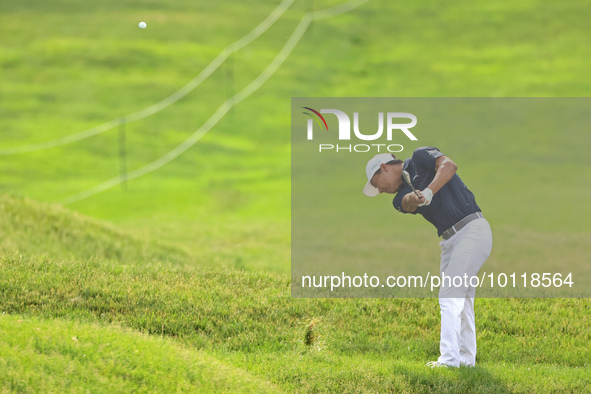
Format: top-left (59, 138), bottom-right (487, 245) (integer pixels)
top-left (363, 153), bottom-right (397, 197)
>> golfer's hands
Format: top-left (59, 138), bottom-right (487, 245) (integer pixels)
top-left (402, 191), bottom-right (426, 212)
top-left (418, 188), bottom-right (433, 207)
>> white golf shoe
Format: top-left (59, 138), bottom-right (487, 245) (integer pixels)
top-left (426, 361), bottom-right (454, 368)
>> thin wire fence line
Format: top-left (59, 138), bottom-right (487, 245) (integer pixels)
top-left (61, 0), bottom-right (370, 205)
top-left (0, 0), bottom-right (294, 156)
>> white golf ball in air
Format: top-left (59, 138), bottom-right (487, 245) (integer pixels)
top-left (139, 21), bottom-right (147, 29)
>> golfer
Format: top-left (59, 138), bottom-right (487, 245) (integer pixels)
top-left (362, 147), bottom-right (492, 368)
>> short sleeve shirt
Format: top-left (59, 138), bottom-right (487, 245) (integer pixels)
top-left (392, 147), bottom-right (481, 237)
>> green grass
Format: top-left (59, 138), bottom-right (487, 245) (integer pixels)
top-left (0, 194), bottom-right (188, 264)
top-left (2, 0), bottom-right (591, 231)
top-left (1, 0), bottom-right (591, 391)
top-left (0, 194), bottom-right (288, 273)
top-left (0, 196), bottom-right (590, 391)
top-left (0, 314), bottom-right (281, 393)
top-left (1, 253), bottom-right (589, 392)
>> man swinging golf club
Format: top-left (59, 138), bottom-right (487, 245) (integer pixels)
top-left (363, 147), bottom-right (492, 368)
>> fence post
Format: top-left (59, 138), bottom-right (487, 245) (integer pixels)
top-left (119, 117), bottom-right (127, 190)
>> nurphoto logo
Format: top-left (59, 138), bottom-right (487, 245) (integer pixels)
top-left (303, 107), bottom-right (418, 153)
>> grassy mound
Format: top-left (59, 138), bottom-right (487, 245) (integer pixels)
top-left (0, 194), bottom-right (590, 392)
top-left (0, 194), bottom-right (187, 263)
top-left (0, 314), bottom-right (280, 392)
top-left (1, 255), bottom-right (590, 392)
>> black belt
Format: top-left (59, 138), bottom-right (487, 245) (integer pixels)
top-left (441, 212), bottom-right (484, 240)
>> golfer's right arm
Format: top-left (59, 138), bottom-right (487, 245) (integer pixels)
top-left (402, 192), bottom-right (425, 213)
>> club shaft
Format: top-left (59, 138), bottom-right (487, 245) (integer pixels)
top-left (403, 171), bottom-right (421, 198)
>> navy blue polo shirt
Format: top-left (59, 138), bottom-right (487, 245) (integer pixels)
top-left (392, 147), bottom-right (481, 237)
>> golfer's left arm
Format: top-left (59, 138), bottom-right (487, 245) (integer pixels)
top-left (425, 156), bottom-right (457, 195)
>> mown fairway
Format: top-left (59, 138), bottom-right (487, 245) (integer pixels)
top-left (1, 0), bottom-right (590, 392)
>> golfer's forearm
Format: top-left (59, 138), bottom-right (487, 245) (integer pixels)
top-left (428, 160), bottom-right (457, 194)
top-left (402, 193), bottom-right (418, 212)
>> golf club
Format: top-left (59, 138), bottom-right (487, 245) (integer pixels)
top-left (402, 170), bottom-right (422, 199)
